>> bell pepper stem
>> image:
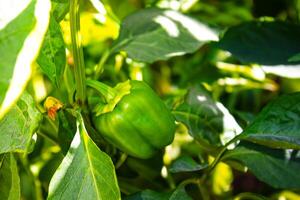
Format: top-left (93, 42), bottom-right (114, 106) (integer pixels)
top-left (86, 79), bottom-right (116, 102)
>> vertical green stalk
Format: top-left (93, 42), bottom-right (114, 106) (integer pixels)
top-left (70, 0), bottom-right (86, 105)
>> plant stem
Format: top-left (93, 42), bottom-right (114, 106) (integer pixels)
top-left (70, 0), bottom-right (86, 106)
top-left (203, 135), bottom-right (242, 179)
top-left (86, 79), bottom-right (116, 102)
top-left (37, 131), bottom-right (58, 146)
top-left (179, 178), bottom-right (209, 200)
top-left (115, 153), bottom-right (128, 169)
top-left (94, 49), bottom-right (110, 79)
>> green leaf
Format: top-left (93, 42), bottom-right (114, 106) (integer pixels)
top-left (218, 21), bottom-right (300, 65)
top-left (48, 114), bottom-right (121, 200)
top-left (125, 189), bottom-right (171, 200)
top-left (169, 186), bottom-right (192, 200)
top-left (39, 153), bottom-right (64, 190)
top-left (172, 85), bottom-right (241, 146)
top-left (0, 153), bottom-right (20, 200)
top-left (0, 92), bottom-right (42, 154)
top-left (240, 92), bottom-right (300, 149)
top-left (0, 0), bottom-right (51, 119)
top-left (57, 111), bottom-right (77, 154)
top-left (169, 156), bottom-right (208, 173)
top-left (124, 186), bottom-right (192, 200)
top-left (113, 8), bottom-right (218, 63)
top-left (51, 0), bottom-right (70, 22)
top-left (37, 17), bottom-right (66, 87)
top-left (289, 53), bottom-right (300, 62)
top-left (223, 141), bottom-right (300, 189)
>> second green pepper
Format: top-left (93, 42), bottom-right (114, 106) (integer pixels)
top-left (87, 79), bottom-right (175, 159)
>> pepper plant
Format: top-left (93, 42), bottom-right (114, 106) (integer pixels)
top-left (1, 0), bottom-right (300, 199)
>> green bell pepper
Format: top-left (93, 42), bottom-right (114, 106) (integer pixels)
top-left (87, 79), bottom-right (175, 159)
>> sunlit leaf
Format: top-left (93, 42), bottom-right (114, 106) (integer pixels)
top-left (0, 153), bottom-right (20, 200)
top-left (0, 0), bottom-right (51, 119)
top-left (37, 17), bottom-right (66, 86)
top-left (51, 0), bottom-right (70, 22)
top-left (48, 114), bottom-right (121, 200)
top-left (240, 92), bottom-right (300, 149)
top-left (223, 141), bottom-right (300, 188)
top-left (261, 65), bottom-right (300, 79)
top-left (173, 85), bottom-right (242, 146)
top-left (0, 92), bottom-right (42, 154)
top-left (113, 8), bottom-right (218, 63)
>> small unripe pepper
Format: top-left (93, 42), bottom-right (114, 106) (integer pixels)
top-left (87, 79), bottom-right (175, 159)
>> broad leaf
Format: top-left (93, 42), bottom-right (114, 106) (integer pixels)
top-left (51, 0), bottom-right (70, 22)
top-left (218, 21), bottom-right (300, 65)
top-left (124, 186), bottom-right (192, 200)
top-left (289, 53), bottom-right (300, 62)
top-left (113, 8), bottom-right (218, 63)
top-left (223, 141), bottom-right (300, 189)
top-left (48, 114), bottom-right (121, 200)
top-left (0, 0), bottom-right (51, 119)
top-left (169, 156), bottom-right (208, 173)
top-left (0, 92), bottom-right (42, 154)
top-left (173, 85), bottom-right (242, 146)
top-left (0, 153), bottom-right (20, 200)
top-left (57, 111), bottom-right (77, 154)
top-left (125, 189), bottom-right (171, 200)
top-left (169, 186), bottom-right (192, 200)
top-left (240, 92), bottom-right (300, 149)
top-left (37, 17), bottom-right (66, 86)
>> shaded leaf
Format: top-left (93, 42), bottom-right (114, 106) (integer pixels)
top-left (289, 53), bottom-right (300, 62)
top-left (125, 189), bottom-right (171, 200)
top-left (0, 153), bottom-right (20, 200)
top-left (223, 141), bottom-right (300, 189)
top-left (218, 21), bottom-right (300, 65)
top-left (0, 92), bottom-right (42, 154)
top-left (169, 156), bottom-right (208, 173)
top-left (37, 17), bottom-right (66, 86)
top-left (173, 85), bottom-right (241, 146)
top-left (39, 153), bottom-right (64, 192)
top-left (113, 8), bottom-right (218, 63)
top-left (48, 114), bottom-right (120, 200)
top-left (240, 92), bottom-right (300, 149)
top-left (57, 111), bottom-right (77, 154)
top-left (0, 0), bottom-right (51, 119)
top-left (124, 186), bottom-right (192, 200)
top-left (169, 186), bottom-right (192, 200)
